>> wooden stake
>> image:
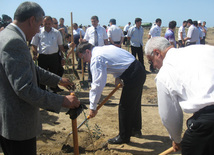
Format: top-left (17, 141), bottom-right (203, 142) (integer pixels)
top-left (70, 92), bottom-right (79, 155)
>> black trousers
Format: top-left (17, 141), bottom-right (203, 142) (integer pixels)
top-left (119, 60), bottom-right (146, 140)
top-left (178, 40), bottom-right (185, 47)
top-left (181, 105), bottom-right (214, 155)
top-left (131, 45), bottom-right (145, 70)
top-left (38, 53), bottom-right (60, 90)
top-left (200, 37), bottom-right (205, 44)
top-left (0, 135), bottom-right (36, 155)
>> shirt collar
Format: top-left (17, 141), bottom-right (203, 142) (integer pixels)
top-left (10, 23), bottom-right (26, 41)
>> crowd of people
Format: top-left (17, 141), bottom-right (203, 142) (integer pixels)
top-left (0, 1), bottom-right (213, 155)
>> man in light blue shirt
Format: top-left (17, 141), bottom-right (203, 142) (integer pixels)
top-left (127, 18), bottom-right (148, 73)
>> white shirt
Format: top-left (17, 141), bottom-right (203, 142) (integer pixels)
top-left (107, 25), bottom-right (124, 42)
top-left (84, 25), bottom-right (108, 46)
top-left (73, 28), bottom-right (85, 37)
top-left (156, 45), bottom-right (214, 143)
top-left (178, 25), bottom-right (186, 41)
top-left (89, 45), bottom-right (135, 110)
top-left (31, 27), bottom-right (63, 54)
top-left (186, 25), bottom-right (199, 43)
top-left (123, 24), bottom-right (130, 32)
top-left (149, 25), bottom-right (161, 37)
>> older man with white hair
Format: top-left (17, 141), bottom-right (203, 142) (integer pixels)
top-left (145, 36), bottom-right (214, 154)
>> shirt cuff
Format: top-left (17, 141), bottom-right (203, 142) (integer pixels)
top-left (90, 102), bottom-right (97, 110)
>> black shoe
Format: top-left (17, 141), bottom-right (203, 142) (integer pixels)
top-left (131, 130), bottom-right (142, 138)
top-left (108, 135), bottom-right (130, 144)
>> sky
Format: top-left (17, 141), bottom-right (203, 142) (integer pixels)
top-left (1, 0), bottom-right (214, 28)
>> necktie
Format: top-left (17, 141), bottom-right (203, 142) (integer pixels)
top-left (94, 27), bottom-right (98, 46)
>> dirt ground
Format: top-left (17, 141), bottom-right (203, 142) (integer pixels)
top-left (1, 28), bottom-right (214, 155)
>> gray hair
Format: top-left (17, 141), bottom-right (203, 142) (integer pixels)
top-left (14, 1), bottom-right (45, 22)
top-left (145, 37), bottom-right (171, 56)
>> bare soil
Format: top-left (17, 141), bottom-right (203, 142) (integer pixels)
top-left (1, 28), bottom-right (214, 155)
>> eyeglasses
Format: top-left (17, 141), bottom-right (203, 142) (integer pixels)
top-left (148, 51), bottom-right (154, 65)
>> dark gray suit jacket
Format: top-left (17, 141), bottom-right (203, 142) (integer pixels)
top-left (0, 24), bottom-right (64, 140)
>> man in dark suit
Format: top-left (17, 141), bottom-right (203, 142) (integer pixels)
top-left (0, 2), bottom-right (80, 155)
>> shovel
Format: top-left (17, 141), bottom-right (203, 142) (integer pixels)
top-left (79, 31), bottom-right (89, 89)
top-left (68, 83), bottom-right (122, 136)
top-left (61, 83), bottom-right (122, 152)
top-left (70, 12), bottom-right (80, 80)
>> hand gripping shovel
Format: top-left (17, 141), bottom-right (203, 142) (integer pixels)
top-left (61, 83), bottom-right (122, 152)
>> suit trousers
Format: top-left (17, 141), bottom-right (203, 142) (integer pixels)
top-left (38, 53), bottom-right (60, 90)
top-left (181, 105), bottom-right (214, 155)
top-left (131, 45), bottom-right (145, 70)
top-left (0, 135), bottom-right (36, 155)
top-left (119, 60), bottom-right (146, 140)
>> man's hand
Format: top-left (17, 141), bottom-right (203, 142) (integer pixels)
top-left (89, 109), bottom-right (98, 118)
top-left (115, 77), bottom-right (124, 87)
top-left (172, 141), bottom-right (181, 152)
top-left (62, 95), bottom-right (80, 109)
top-left (58, 78), bottom-right (75, 90)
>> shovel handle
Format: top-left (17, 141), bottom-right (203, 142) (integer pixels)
top-left (159, 147), bottom-right (174, 155)
top-left (97, 83), bottom-right (122, 110)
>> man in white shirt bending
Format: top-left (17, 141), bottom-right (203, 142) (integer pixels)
top-left (77, 42), bottom-right (146, 144)
top-left (145, 36), bottom-right (214, 154)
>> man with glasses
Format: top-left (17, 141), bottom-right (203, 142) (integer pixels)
top-left (77, 42), bottom-right (146, 144)
top-left (145, 36), bottom-right (214, 154)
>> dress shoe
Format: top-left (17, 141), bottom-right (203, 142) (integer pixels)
top-left (108, 135), bottom-right (130, 144)
top-left (131, 130), bottom-right (142, 138)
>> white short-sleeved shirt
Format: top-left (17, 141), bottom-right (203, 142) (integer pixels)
top-left (89, 45), bottom-right (135, 110)
top-left (186, 25), bottom-right (199, 43)
top-left (31, 27), bottom-right (63, 54)
top-left (107, 25), bottom-right (124, 42)
top-left (156, 45), bottom-right (214, 143)
top-left (84, 25), bottom-right (108, 46)
top-left (123, 24), bottom-right (130, 32)
top-left (178, 25), bottom-right (186, 41)
top-left (149, 25), bottom-right (161, 37)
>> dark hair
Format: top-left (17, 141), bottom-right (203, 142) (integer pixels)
top-left (77, 42), bottom-right (94, 54)
top-left (73, 23), bottom-right (78, 27)
top-left (135, 18), bottom-right (142, 23)
top-left (14, 1), bottom-right (45, 22)
top-left (156, 18), bottom-right (162, 23)
top-left (65, 34), bottom-right (71, 39)
top-left (59, 18), bottom-right (64, 21)
top-left (169, 20), bottom-right (177, 29)
top-left (183, 20), bottom-right (187, 24)
top-left (187, 19), bottom-right (193, 24)
top-left (44, 16), bottom-right (52, 21)
top-left (193, 21), bottom-right (198, 27)
top-left (109, 18), bottom-right (116, 25)
top-left (91, 16), bottom-right (99, 21)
